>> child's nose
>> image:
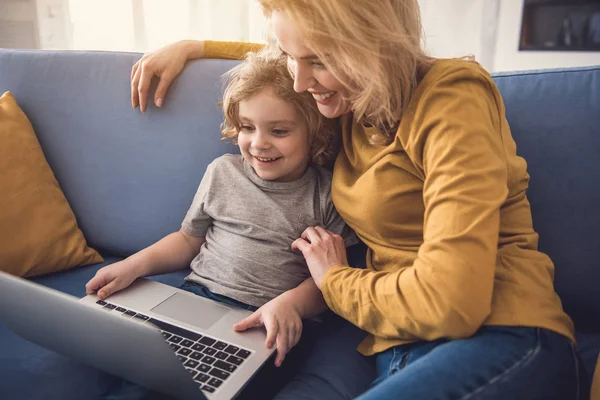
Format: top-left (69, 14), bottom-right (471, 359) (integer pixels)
top-left (252, 131), bottom-right (271, 149)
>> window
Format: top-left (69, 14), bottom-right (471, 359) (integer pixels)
top-left (67, 0), bottom-right (267, 52)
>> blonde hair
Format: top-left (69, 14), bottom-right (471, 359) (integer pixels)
top-left (221, 46), bottom-right (335, 165)
top-left (259, 0), bottom-right (433, 144)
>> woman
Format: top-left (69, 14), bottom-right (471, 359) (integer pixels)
top-left (131, 1), bottom-right (587, 398)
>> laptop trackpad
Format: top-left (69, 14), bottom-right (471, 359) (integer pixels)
top-left (150, 293), bottom-right (230, 330)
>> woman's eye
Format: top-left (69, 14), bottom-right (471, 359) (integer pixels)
top-left (311, 61), bottom-right (325, 70)
top-left (240, 125), bottom-right (254, 132)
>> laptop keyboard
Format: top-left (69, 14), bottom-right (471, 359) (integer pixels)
top-left (96, 300), bottom-right (252, 395)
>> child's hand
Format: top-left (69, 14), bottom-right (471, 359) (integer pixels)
top-left (85, 260), bottom-right (140, 300)
top-left (233, 296), bottom-right (303, 367)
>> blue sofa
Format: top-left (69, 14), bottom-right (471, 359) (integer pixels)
top-left (0, 49), bottom-right (598, 399)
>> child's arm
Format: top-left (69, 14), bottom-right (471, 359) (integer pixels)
top-left (85, 230), bottom-right (205, 300)
top-left (129, 229), bottom-right (205, 277)
top-left (232, 277), bottom-right (326, 367)
top-left (277, 277), bottom-right (327, 319)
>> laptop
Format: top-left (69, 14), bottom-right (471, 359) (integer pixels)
top-left (0, 270), bottom-right (275, 400)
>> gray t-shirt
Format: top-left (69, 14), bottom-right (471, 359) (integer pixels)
top-left (181, 154), bottom-right (357, 308)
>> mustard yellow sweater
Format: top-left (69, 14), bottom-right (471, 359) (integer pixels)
top-left (204, 41), bottom-right (575, 356)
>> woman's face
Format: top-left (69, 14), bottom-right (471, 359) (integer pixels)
top-left (272, 11), bottom-right (352, 119)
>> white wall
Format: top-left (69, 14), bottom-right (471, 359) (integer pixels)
top-left (420, 0), bottom-right (600, 72)
top-left (494, 0), bottom-right (600, 71)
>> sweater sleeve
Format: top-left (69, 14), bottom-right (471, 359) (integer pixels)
top-left (321, 67), bottom-right (509, 341)
top-left (203, 41), bottom-right (265, 60)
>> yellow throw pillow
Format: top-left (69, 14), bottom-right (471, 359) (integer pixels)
top-left (0, 91), bottom-right (103, 277)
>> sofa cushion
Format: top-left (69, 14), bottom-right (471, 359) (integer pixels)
top-left (0, 91), bottom-right (103, 277)
top-left (492, 66), bottom-right (600, 332)
top-left (593, 355), bottom-right (600, 400)
top-left (0, 49), bottom-right (240, 257)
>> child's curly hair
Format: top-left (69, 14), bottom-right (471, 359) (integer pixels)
top-left (220, 46), bottom-right (336, 165)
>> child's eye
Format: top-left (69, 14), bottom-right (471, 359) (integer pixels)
top-left (311, 61), bottom-right (325, 70)
top-left (272, 129), bottom-right (288, 136)
top-left (240, 125), bottom-right (255, 132)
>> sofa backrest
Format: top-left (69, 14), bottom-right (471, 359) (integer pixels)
top-left (1, 49), bottom-right (598, 330)
top-left (493, 65), bottom-right (600, 331)
top-left (0, 49), bottom-right (239, 257)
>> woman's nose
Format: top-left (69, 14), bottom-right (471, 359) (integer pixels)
top-left (292, 63), bottom-right (315, 93)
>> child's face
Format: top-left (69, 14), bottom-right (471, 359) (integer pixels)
top-left (237, 86), bottom-right (311, 182)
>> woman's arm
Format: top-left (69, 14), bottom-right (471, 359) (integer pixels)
top-left (131, 40), bottom-right (264, 112)
top-left (202, 40), bottom-right (265, 60)
top-left (298, 68), bottom-right (508, 342)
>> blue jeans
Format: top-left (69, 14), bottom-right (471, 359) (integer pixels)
top-left (179, 281), bottom-right (258, 311)
top-left (356, 326), bottom-right (589, 400)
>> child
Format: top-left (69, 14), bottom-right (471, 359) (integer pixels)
top-left (85, 47), bottom-right (356, 395)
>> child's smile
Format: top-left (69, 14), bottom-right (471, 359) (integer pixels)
top-left (254, 155), bottom-right (282, 163)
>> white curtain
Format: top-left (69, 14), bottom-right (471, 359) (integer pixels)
top-left (419, 0), bottom-right (501, 71)
top-left (56, 0), bottom-right (500, 70)
top-left (67, 0), bottom-right (268, 52)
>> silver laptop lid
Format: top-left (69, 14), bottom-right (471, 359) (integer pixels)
top-left (0, 271), bottom-right (205, 400)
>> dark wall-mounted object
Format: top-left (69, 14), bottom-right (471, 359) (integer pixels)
top-left (519, 0), bottom-right (600, 51)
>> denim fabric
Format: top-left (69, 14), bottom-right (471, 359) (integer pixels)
top-left (179, 281), bottom-right (258, 311)
top-left (273, 313), bottom-right (375, 400)
top-left (357, 326), bottom-right (589, 400)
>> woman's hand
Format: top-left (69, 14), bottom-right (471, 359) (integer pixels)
top-left (291, 226), bottom-right (348, 289)
top-left (233, 296), bottom-right (303, 367)
top-left (85, 260), bottom-right (141, 300)
top-left (131, 40), bottom-right (203, 112)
